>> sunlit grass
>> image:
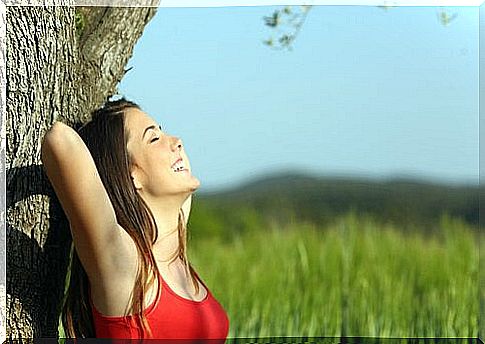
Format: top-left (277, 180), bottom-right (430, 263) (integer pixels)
top-left (189, 212), bottom-right (478, 338)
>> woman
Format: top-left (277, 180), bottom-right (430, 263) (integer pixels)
top-left (41, 99), bottom-right (230, 340)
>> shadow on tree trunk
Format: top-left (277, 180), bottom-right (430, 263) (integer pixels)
top-left (7, 165), bottom-right (72, 338)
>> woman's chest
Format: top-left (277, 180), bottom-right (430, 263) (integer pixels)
top-left (143, 291), bottom-right (230, 339)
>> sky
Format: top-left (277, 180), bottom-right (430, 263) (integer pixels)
top-left (118, 5), bottom-right (479, 192)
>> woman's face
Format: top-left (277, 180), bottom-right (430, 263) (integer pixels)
top-left (124, 107), bottom-right (200, 199)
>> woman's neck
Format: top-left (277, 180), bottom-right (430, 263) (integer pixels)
top-left (148, 200), bottom-right (183, 264)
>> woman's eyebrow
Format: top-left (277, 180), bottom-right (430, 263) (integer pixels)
top-left (142, 124), bottom-right (162, 140)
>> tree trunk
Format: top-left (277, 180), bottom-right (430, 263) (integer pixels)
top-left (6, 4), bottom-right (157, 340)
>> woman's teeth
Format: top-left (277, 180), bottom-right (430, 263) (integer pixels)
top-left (172, 160), bottom-right (185, 172)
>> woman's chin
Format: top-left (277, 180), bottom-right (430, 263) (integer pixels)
top-left (190, 177), bottom-right (201, 191)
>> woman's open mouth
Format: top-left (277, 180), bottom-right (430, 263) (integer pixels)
top-left (171, 158), bottom-right (188, 173)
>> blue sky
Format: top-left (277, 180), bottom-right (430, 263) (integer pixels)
top-left (118, 5), bottom-right (479, 192)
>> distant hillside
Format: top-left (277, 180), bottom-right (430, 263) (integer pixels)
top-left (189, 171), bottom-right (479, 237)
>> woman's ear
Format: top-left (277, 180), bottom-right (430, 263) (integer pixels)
top-left (131, 177), bottom-right (142, 190)
top-left (130, 169), bottom-right (143, 191)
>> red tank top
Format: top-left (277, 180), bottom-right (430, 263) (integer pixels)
top-left (89, 271), bottom-right (229, 341)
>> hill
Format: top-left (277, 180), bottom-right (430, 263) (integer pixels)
top-left (187, 171), bottom-right (479, 239)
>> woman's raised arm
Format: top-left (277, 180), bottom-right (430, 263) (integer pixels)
top-left (41, 121), bottom-right (128, 278)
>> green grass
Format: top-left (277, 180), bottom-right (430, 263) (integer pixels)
top-left (189, 212), bottom-right (478, 338)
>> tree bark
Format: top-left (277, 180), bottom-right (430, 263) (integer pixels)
top-left (6, 4), bottom-right (157, 340)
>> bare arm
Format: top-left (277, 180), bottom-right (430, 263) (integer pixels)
top-left (41, 121), bottom-right (128, 278)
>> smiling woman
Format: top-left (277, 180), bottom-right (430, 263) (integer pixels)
top-left (125, 107), bottom-right (201, 200)
top-left (41, 99), bottom-right (229, 340)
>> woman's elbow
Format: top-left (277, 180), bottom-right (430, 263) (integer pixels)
top-left (41, 122), bottom-right (74, 165)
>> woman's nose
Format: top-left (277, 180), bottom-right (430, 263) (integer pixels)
top-left (171, 137), bottom-right (183, 151)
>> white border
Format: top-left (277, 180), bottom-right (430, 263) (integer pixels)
top-left (0, 0), bottom-right (6, 342)
top-left (1, 0), bottom-right (482, 341)
top-left (1, 0), bottom-right (484, 7)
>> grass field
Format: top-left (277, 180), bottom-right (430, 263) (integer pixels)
top-left (189, 212), bottom-right (478, 338)
top-left (59, 212), bottom-right (479, 338)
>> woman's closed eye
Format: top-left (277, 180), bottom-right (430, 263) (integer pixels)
top-left (147, 125), bottom-right (163, 143)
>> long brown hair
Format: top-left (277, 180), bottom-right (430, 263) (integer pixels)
top-left (61, 98), bottom-right (199, 338)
